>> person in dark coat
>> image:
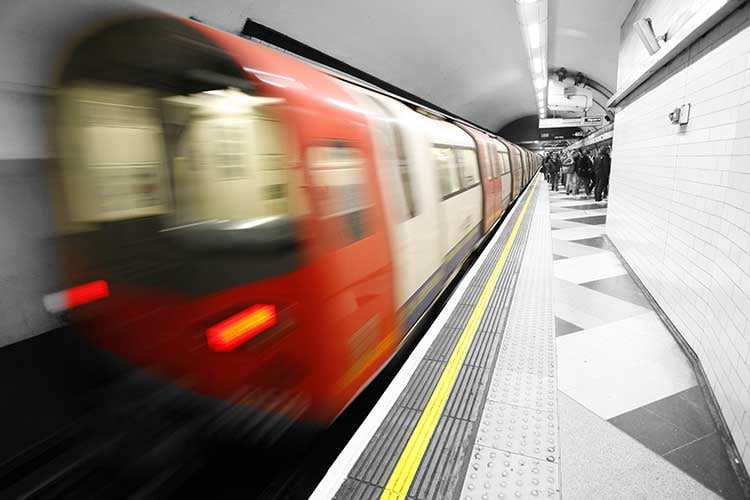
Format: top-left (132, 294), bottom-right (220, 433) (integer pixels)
top-left (575, 150), bottom-right (594, 197)
top-left (594, 146), bottom-right (611, 202)
top-left (549, 153), bottom-right (561, 191)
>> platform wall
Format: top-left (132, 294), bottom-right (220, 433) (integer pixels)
top-left (0, 2), bottom-right (146, 347)
top-left (608, 2), bottom-right (750, 465)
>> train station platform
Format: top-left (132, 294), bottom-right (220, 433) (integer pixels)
top-left (312, 176), bottom-right (747, 500)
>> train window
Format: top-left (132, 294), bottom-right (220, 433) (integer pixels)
top-left (393, 126), bottom-right (417, 219)
top-left (488, 147), bottom-right (500, 179)
top-left (169, 90), bottom-right (296, 225)
top-left (363, 95), bottom-right (418, 221)
top-left (498, 150), bottom-right (511, 175)
top-left (454, 148), bottom-right (480, 188)
top-left (453, 149), bottom-right (467, 188)
top-left (56, 83), bottom-right (169, 222)
top-left (213, 122), bottom-right (246, 179)
top-left (483, 144), bottom-right (493, 180)
top-left (492, 149), bottom-right (500, 179)
top-left (308, 144), bottom-right (372, 244)
top-left (432, 146), bottom-right (460, 198)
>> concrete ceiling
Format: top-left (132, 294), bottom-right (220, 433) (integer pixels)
top-left (4, 0), bottom-right (637, 133)
top-left (143, 0), bottom-right (533, 131)
top-left (549, 0), bottom-right (637, 94)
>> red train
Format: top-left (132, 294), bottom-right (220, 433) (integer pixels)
top-left (46, 14), bottom-right (540, 435)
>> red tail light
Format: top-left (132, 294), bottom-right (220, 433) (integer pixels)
top-left (207, 304), bottom-right (277, 352)
top-left (66, 280), bottom-right (110, 308)
top-left (44, 280), bottom-right (110, 313)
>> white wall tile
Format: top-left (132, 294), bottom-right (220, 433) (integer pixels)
top-left (609, 5), bottom-right (750, 466)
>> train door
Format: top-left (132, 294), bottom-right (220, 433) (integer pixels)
top-left (342, 83), bottom-right (442, 336)
top-left (500, 138), bottom-right (521, 199)
top-left (458, 125), bottom-right (499, 233)
top-left (486, 141), bottom-right (502, 227)
top-left (495, 139), bottom-right (512, 211)
top-left (421, 117), bottom-right (483, 278)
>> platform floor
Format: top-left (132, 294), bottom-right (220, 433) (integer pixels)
top-left (313, 176), bottom-right (748, 500)
top-left (550, 188), bottom-right (745, 500)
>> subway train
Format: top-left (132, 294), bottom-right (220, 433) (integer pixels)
top-left (46, 14), bottom-right (540, 438)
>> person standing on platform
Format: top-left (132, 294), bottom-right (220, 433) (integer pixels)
top-left (563, 151), bottom-right (575, 194)
top-left (549, 153), bottom-right (561, 191)
top-left (577, 150), bottom-right (594, 198)
top-left (594, 146), bottom-right (611, 202)
top-left (542, 154), bottom-right (550, 182)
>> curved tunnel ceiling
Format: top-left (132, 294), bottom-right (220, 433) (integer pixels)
top-left (146, 0), bottom-right (533, 131)
top-left (548, 0), bottom-right (636, 94)
top-left (6, 0), bottom-right (636, 132)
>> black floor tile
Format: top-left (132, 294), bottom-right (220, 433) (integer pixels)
top-left (679, 385), bottom-right (715, 413)
top-left (570, 236), bottom-right (616, 250)
top-left (665, 433), bottom-right (746, 500)
top-left (552, 254), bottom-right (567, 261)
top-left (580, 274), bottom-right (652, 309)
top-left (568, 215), bottom-right (607, 225)
top-left (555, 316), bottom-right (582, 336)
top-left (645, 387), bottom-right (716, 439)
top-left (608, 406), bottom-right (696, 455)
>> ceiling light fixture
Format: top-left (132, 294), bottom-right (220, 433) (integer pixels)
top-left (516, 0), bottom-right (548, 123)
top-left (528, 23), bottom-right (541, 49)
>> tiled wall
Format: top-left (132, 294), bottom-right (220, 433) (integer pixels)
top-left (608, 3), bottom-right (750, 466)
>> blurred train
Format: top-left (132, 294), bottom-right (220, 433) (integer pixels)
top-left (46, 14), bottom-right (540, 437)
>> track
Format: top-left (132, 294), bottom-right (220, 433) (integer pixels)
top-left (0, 189), bottom-right (525, 500)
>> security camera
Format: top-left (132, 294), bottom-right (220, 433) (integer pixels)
top-left (633, 18), bottom-right (667, 55)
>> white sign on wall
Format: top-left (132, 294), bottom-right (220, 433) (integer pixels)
top-left (539, 116), bottom-right (604, 128)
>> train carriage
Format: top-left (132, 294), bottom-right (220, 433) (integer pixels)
top-left (457, 125), bottom-right (503, 234)
top-left (46, 13), bottom-right (537, 437)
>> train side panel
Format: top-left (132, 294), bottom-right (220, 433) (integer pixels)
top-left (339, 82), bottom-right (444, 336)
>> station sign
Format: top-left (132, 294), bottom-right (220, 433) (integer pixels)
top-left (539, 116), bottom-right (605, 129)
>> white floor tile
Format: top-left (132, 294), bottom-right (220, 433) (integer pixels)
top-left (550, 226), bottom-right (605, 241)
top-left (550, 219), bottom-right (589, 230)
top-left (554, 252), bottom-right (627, 284)
top-left (557, 312), bottom-right (697, 419)
top-left (552, 239), bottom-right (607, 258)
top-left (553, 278), bottom-right (649, 328)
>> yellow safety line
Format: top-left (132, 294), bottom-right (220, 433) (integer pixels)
top-left (380, 178), bottom-right (538, 500)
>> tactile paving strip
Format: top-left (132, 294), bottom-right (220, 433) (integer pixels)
top-left (476, 401), bottom-right (557, 462)
top-left (460, 187), bottom-right (561, 500)
top-left (462, 446), bottom-right (559, 500)
top-left (336, 183), bottom-right (543, 500)
top-left (487, 370), bottom-right (556, 412)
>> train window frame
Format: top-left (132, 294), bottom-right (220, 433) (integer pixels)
top-left (483, 143), bottom-right (494, 180)
top-left (432, 143), bottom-right (480, 201)
top-left (455, 147), bottom-right (479, 188)
top-left (308, 141), bottom-right (373, 245)
top-left (212, 120), bottom-right (247, 180)
top-left (432, 145), bottom-right (461, 199)
top-left (488, 146), bottom-right (500, 179)
top-left (498, 150), bottom-right (511, 175)
top-left (363, 95), bottom-right (419, 221)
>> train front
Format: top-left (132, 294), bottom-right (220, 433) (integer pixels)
top-left (46, 14), bottom-right (396, 442)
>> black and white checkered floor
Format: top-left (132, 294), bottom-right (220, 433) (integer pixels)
top-left (548, 183), bottom-right (745, 499)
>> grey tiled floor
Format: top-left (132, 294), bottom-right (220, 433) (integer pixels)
top-left (548, 182), bottom-right (746, 499)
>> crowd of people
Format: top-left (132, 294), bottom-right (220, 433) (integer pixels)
top-left (540, 146), bottom-right (611, 202)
